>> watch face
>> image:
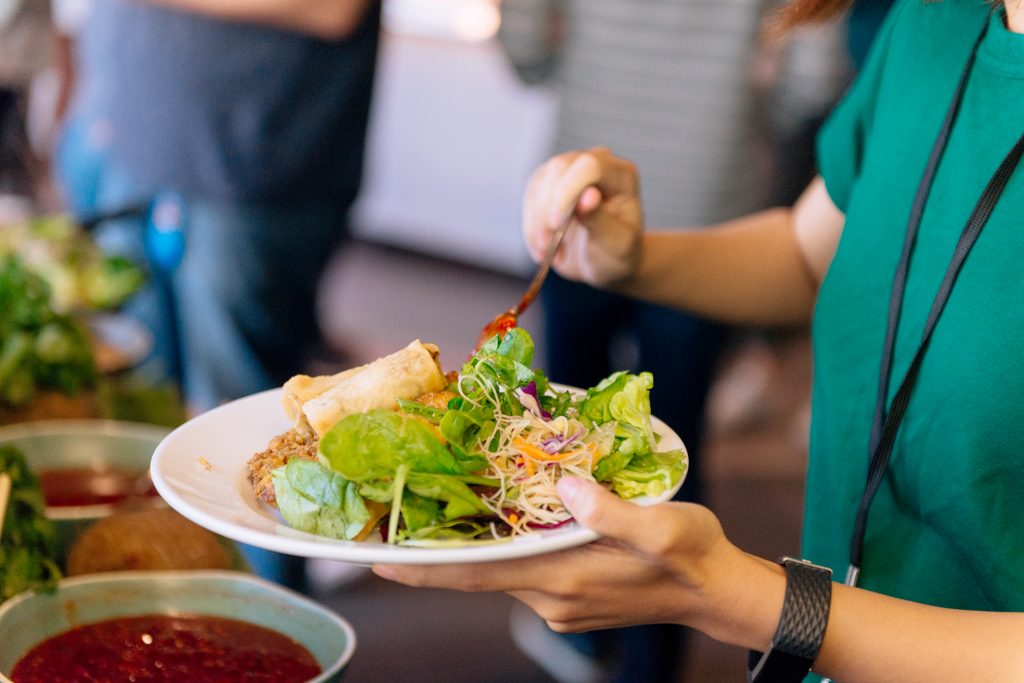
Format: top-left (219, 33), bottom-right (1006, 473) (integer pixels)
top-left (780, 556), bottom-right (833, 577)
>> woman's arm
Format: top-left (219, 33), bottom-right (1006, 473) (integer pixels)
top-left (818, 585), bottom-right (1024, 683)
top-left (524, 149), bottom-right (845, 325)
top-left (141, 0), bottom-right (375, 39)
top-left (374, 478), bottom-right (1024, 683)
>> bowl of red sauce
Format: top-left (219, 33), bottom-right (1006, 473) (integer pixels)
top-left (0, 570), bottom-right (356, 683)
top-left (0, 419), bottom-right (169, 560)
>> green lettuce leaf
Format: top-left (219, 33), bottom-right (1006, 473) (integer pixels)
top-left (271, 459), bottom-right (371, 540)
top-left (406, 472), bottom-right (493, 520)
top-left (580, 371), bottom-right (659, 480)
top-left (320, 409), bottom-right (469, 480)
top-left (439, 399), bottom-right (493, 470)
top-left (400, 492), bottom-right (441, 533)
top-left (461, 328), bottom-right (538, 417)
top-left (401, 518), bottom-right (496, 542)
top-left (610, 450), bottom-right (688, 499)
top-left (580, 371), bottom-right (655, 444)
top-left (397, 398), bottom-right (447, 424)
top-left (473, 327), bottom-right (534, 367)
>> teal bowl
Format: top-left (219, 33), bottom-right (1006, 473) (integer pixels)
top-left (0, 419), bottom-right (170, 561)
top-left (0, 570), bottom-right (356, 682)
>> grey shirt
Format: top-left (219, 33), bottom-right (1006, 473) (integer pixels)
top-left (499, 0), bottom-right (848, 227)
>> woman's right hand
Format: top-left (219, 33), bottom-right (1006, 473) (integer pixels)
top-left (522, 147), bottom-right (645, 287)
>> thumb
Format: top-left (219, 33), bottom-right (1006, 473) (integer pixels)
top-left (557, 476), bottom-right (654, 545)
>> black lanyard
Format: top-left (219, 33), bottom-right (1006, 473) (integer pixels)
top-left (845, 15), bottom-right (1024, 587)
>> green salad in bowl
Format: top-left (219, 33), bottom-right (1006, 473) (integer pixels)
top-left (0, 215), bottom-right (143, 313)
top-left (0, 256), bottom-right (96, 411)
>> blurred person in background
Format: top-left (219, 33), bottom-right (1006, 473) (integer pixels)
top-left (497, 2), bottom-right (848, 680)
top-left (0, 0), bottom-right (54, 215)
top-left (53, 0), bottom-right (381, 589)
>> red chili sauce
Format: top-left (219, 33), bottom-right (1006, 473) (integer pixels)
top-left (10, 614), bottom-right (322, 683)
top-left (37, 467), bottom-right (159, 507)
top-left (474, 308), bottom-right (518, 353)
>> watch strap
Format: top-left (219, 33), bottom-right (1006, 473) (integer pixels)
top-left (747, 558), bottom-right (832, 683)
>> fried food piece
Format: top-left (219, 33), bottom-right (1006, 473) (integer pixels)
top-left (66, 508), bottom-right (231, 576)
top-left (283, 340), bottom-right (446, 437)
top-left (246, 428), bottom-right (319, 506)
top-left (414, 390), bottom-right (458, 410)
top-left (247, 349), bottom-right (456, 510)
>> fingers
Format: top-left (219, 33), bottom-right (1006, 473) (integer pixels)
top-left (523, 157), bottom-right (564, 260)
top-left (578, 186), bottom-right (603, 215)
top-left (521, 148), bottom-right (634, 263)
top-left (548, 148), bottom-right (634, 223)
top-left (373, 554), bottom-right (559, 594)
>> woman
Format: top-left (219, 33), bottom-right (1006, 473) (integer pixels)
top-left (375, 0), bottom-right (1024, 680)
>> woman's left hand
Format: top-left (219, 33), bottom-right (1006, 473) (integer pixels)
top-left (372, 477), bottom-right (752, 635)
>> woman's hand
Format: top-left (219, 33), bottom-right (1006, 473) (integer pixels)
top-left (373, 477), bottom-right (769, 638)
top-left (522, 148), bottom-right (645, 287)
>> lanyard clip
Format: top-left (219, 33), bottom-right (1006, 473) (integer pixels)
top-left (845, 564), bottom-right (860, 587)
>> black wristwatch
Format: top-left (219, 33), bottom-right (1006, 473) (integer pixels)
top-left (747, 557), bottom-right (833, 683)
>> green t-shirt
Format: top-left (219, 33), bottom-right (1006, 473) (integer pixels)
top-left (808, 0), bottom-right (1024, 614)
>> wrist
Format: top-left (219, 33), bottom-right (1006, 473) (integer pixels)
top-left (689, 545), bottom-right (788, 652)
top-left (610, 231), bottom-right (658, 295)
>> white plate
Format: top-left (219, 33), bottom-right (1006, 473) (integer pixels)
top-left (151, 387), bottom-right (687, 565)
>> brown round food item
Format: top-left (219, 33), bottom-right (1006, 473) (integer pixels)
top-left (0, 390), bottom-right (101, 425)
top-left (66, 508), bottom-right (232, 576)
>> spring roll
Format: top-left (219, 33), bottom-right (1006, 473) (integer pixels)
top-left (282, 340), bottom-right (446, 437)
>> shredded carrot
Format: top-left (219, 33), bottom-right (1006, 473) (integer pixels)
top-left (513, 438), bottom-right (593, 463)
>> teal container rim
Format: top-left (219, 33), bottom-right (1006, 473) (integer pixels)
top-left (0, 418), bottom-right (172, 444)
top-left (0, 418), bottom-right (172, 520)
top-left (0, 569), bottom-right (356, 683)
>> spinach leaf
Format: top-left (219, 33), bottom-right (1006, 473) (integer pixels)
top-left (399, 492), bottom-right (441, 533)
top-left (271, 459), bottom-right (371, 541)
top-left (320, 409), bottom-right (469, 480)
top-left (406, 472), bottom-right (493, 521)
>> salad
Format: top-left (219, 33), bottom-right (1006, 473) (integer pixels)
top-left (0, 446), bottom-right (62, 598)
top-left (0, 215), bottom-right (143, 312)
top-left (0, 256), bottom-right (96, 409)
top-left (269, 328), bottom-right (686, 546)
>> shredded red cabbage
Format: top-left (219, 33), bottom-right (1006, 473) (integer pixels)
top-left (517, 381), bottom-right (552, 420)
top-left (526, 516), bottom-right (575, 530)
top-left (540, 430), bottom-right (584, 454)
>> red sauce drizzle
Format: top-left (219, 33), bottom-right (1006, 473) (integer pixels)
top-left (37, 467), bottom-right (159, 507)
top-left (10, 614), bottom-right (323, 683)
top-left (474, 308), bottom-right (519, 353)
